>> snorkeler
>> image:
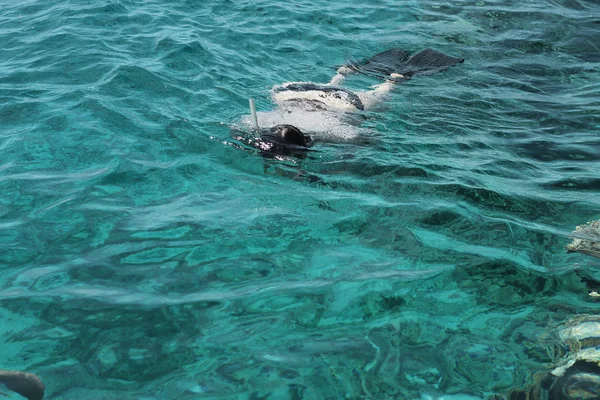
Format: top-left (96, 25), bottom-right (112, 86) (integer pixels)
top-left (237, 47), bottom-right (464, 157)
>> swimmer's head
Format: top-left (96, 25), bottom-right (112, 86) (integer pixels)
top-left (230, 123), bottom-right (313, 160)
top-left (271, 124), bottom-right (312, 147)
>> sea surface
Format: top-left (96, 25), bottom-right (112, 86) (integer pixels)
top-left (1, 0), bottom-right (600, 399)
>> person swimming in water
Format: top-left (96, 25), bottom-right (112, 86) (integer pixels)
top-left (236, 47), bottom-right (464, 157)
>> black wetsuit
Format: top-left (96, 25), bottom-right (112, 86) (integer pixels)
top-left (272, 83), bottom-right (365, 111)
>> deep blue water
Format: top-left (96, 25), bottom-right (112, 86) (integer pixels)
top-left (1, 0), bottom-right (600, 399)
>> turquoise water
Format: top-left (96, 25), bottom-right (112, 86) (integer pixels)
top-left (1, 0), bottom-right (600, 398)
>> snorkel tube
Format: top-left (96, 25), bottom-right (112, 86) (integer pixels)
top-left (249, 98), bottom-right (259, 131)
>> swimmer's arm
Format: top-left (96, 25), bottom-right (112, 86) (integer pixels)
top-left (272, 66), bottom-right (355, 91)
top-left (325, 66), bottom-right (355, 86)
top-left (356, 74), bottom-right (404, 110)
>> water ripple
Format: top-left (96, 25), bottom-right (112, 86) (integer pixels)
top-left (1, 0), bottom-right (600, 398)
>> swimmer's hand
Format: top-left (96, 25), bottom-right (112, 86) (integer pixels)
top-left (384, 73), bottom-right (406, 85)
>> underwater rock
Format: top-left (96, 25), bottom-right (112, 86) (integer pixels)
top-left (505, 315), bottom-right (600, 399)
top-left (553, 316), bottom-right (600, 377)
top-left (0, 370), bottom-right (45, 400)
top-left (566, 220), bottom-right (600, 259)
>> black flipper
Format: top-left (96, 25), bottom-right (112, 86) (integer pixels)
top-left (349, 48), bottom-right (411, 76)
top-left (348, 48), bottom-right (464, 80)
top-left (403, 49), bottom-right (465, 77)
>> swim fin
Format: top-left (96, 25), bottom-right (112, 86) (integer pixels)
top-left (347, 48), bottom-right (464, 80)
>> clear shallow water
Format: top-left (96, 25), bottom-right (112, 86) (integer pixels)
top-left (1, 0), bottom-right (599, 398)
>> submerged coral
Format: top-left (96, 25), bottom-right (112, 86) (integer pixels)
top-left (566, 220), bottom-right (600, 259)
